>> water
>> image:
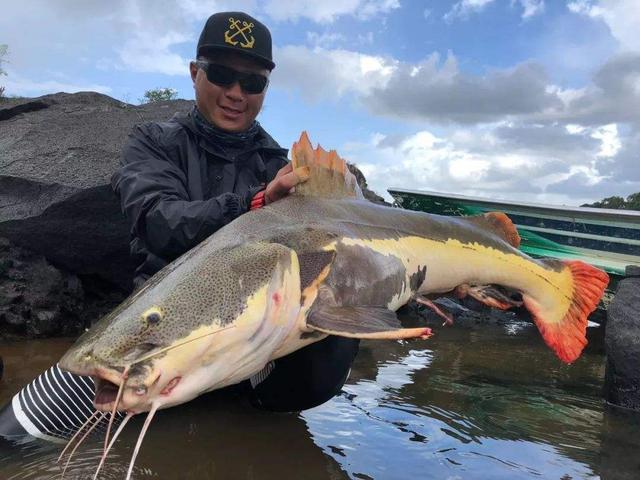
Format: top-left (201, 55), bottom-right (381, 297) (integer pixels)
top-left (1, 320), bottom-right (640, 480)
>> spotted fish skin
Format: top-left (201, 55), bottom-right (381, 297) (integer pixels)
top-left (59, 133), bottom-right (608, 414)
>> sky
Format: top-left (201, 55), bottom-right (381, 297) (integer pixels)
top-left (1, 0), bottom-right (639, 205)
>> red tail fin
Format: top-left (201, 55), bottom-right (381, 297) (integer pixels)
top-left (524, 261), bottom-right (609, 363)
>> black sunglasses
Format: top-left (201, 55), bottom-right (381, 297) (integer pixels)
top-left (195, 61), bottom-right (269, 95)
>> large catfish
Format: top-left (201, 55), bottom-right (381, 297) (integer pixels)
top-left (59, 132), bottom-right (608, 477)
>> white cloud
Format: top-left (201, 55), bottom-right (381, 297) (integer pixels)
top-left (365, 53), bottom-right (565, 124)
top-left (444, 0), bottom-right (497, 22)
top-left (567, 0), bottom-right (606, 17)
top-left (274, 45), bottom-right (640, 129)
top-left (306, 32), bottom-right (347, 48)
top-left (446, 0), bottom-right (544, 21)
top-left (2, 70), bottom-right (112, 97)
top-left (262, 0), bottom-right (399, 23)
top-left (342, 120), bottom-right (632, 205)
top-left (517, 0), bottom-right (545, 19)
top-left (0, 0), bottom-right (254, 80)
top-left (272, 45), bottom-right (396, 100)
top-left (568, 0), bottom-right (640, 52)
top-left (591, 123), bottom-right (621, 157)
top-left (118, 31), bottom-right (192, 75)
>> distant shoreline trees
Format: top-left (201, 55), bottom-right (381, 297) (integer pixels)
top-left (582, 193), bottom-right (640, 211)
top-left (140, 87), bottom-right (178, 103)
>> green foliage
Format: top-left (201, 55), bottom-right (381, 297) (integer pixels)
top-left (626, 192), bottom-right (640, 210)
top-left (140, 87), bottom-right (178, 103)
top-left (586, 196), bottom-right (626, 209)
top-left (582, 192), bottom-right (640, 211)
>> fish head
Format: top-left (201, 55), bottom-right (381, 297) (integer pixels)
top-left (59, 242), bottom-right (302, 414)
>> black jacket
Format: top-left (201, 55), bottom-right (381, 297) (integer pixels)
top-left (111, 112), bottom-right (289, 286)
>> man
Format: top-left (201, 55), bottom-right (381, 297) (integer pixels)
top-left (115, 12), bottom-right (303, 289)
top-left (0, 12), bottom-right (358, 441)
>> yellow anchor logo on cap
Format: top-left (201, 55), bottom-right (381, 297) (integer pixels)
top-left (224, 17), bottom-right (255, 49)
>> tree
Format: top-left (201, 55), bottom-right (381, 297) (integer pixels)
top-left (626, 192), bottom-right (640, 210)
top-left (582, 193), bottom-right (640, 210)
top-left (0, 44), bottom-right (8, 98)
top-left (596, 196), bottom-right (625, 209)
top-left (140, 87), bottom-right (178, 103)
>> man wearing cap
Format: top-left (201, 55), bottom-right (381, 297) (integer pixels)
top-left (0, 12), bottom-right (359, 441)
top-left (112, 10), bottom-right (359, 412)
top-left (114, 12), bottom-right (296, 288)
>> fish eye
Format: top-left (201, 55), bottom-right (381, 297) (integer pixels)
top-left (134, 386), bottom-right (147, 396)
top-left (142, 308), bottom-right (163, 326)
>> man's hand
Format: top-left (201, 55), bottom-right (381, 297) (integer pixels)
top-left (264, 163), bottom-right (310, 204)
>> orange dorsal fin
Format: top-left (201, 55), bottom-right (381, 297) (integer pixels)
top-left (464, 212), bottom-right (521, 248)
top-left (291, 131), bottom-right (364, 199)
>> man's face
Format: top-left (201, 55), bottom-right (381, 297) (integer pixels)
top-left (190, 52), bottom-right (270, 132)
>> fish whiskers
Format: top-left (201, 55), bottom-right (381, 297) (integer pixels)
top-left (57, 365), bottom-right (150, 480)
top-left (60, 325), bottom-right (236, 479)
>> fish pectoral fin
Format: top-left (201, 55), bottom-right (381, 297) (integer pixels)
top-left (455, 284), bottom-right (523, 310)
top-left (298, 250), bottom-right (336, 292)
top-left (307, 306), bottom-right (432, 340)
top-left (414, 296), bottom-right (454, 326)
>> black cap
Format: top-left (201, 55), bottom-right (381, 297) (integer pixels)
top-left (197, 12), bottom-right (275, 70)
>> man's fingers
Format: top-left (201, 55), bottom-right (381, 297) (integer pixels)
top-left (278, 166), bottom-right (310, 190)
top-left (274, 162), bottom-right (293, 178)
top-left (292, 166), bottom-right (310, 182)
top-left (265, 166), bottom-right (310, 204)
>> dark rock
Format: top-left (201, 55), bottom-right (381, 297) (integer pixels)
top-left (0, 183), bottom-right (133, 291)
top-left (0, 239), bottom-right (81, 336)
top-left (626, 265), bottom-right (640, 277)
top-left (604, 275), bottom-right (640, 410)
top-left (0, 92), bottom-right (193, 291)
top-left (0, 238), bottom-right (125, 339)
top-left (0, 97), bottom-right (53, 121)
top-left (400, 296), bottom-right (522, 328)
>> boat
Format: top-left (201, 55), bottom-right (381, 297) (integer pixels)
top-left (388, 189), bottom-right (640, 291)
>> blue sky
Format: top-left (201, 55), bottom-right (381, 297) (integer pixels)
top-left (2, 0), bottom-right (639, 205)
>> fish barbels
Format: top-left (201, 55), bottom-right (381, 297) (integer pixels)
top-left (59, 132), bottom-right (609, 417)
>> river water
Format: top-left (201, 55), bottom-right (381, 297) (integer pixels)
top-left (1, 317), bottom-right (640, 480)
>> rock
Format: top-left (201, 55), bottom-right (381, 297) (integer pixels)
top-left (604, 274), bottom-right (640, 410)
top-left (0, 237), bottom-right (125, 338)
top-left (626, 265), bottom-right (640, 277)
top-left (400, 296), bottom-right (522, 328)
top-left (0, 239), bottom-right (81, 337)
top-left (347, 163), bottom-right (389, 205)
top-left (0, 92), bottom-right (193, 291)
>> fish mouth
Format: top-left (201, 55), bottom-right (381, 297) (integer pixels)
top-left (91, 366), bottom-right (162, 412)
top-left (94, 377), bottom-right (120, 409)
top-left (92, 367), bottom-right (128, 411)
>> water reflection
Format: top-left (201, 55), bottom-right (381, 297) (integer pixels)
top-left (599, 405), bottom-right (640, 480)
top-left (302, 321), bottom-right (632, 480)
top-left (2, 322), bottom-right (640, 479)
